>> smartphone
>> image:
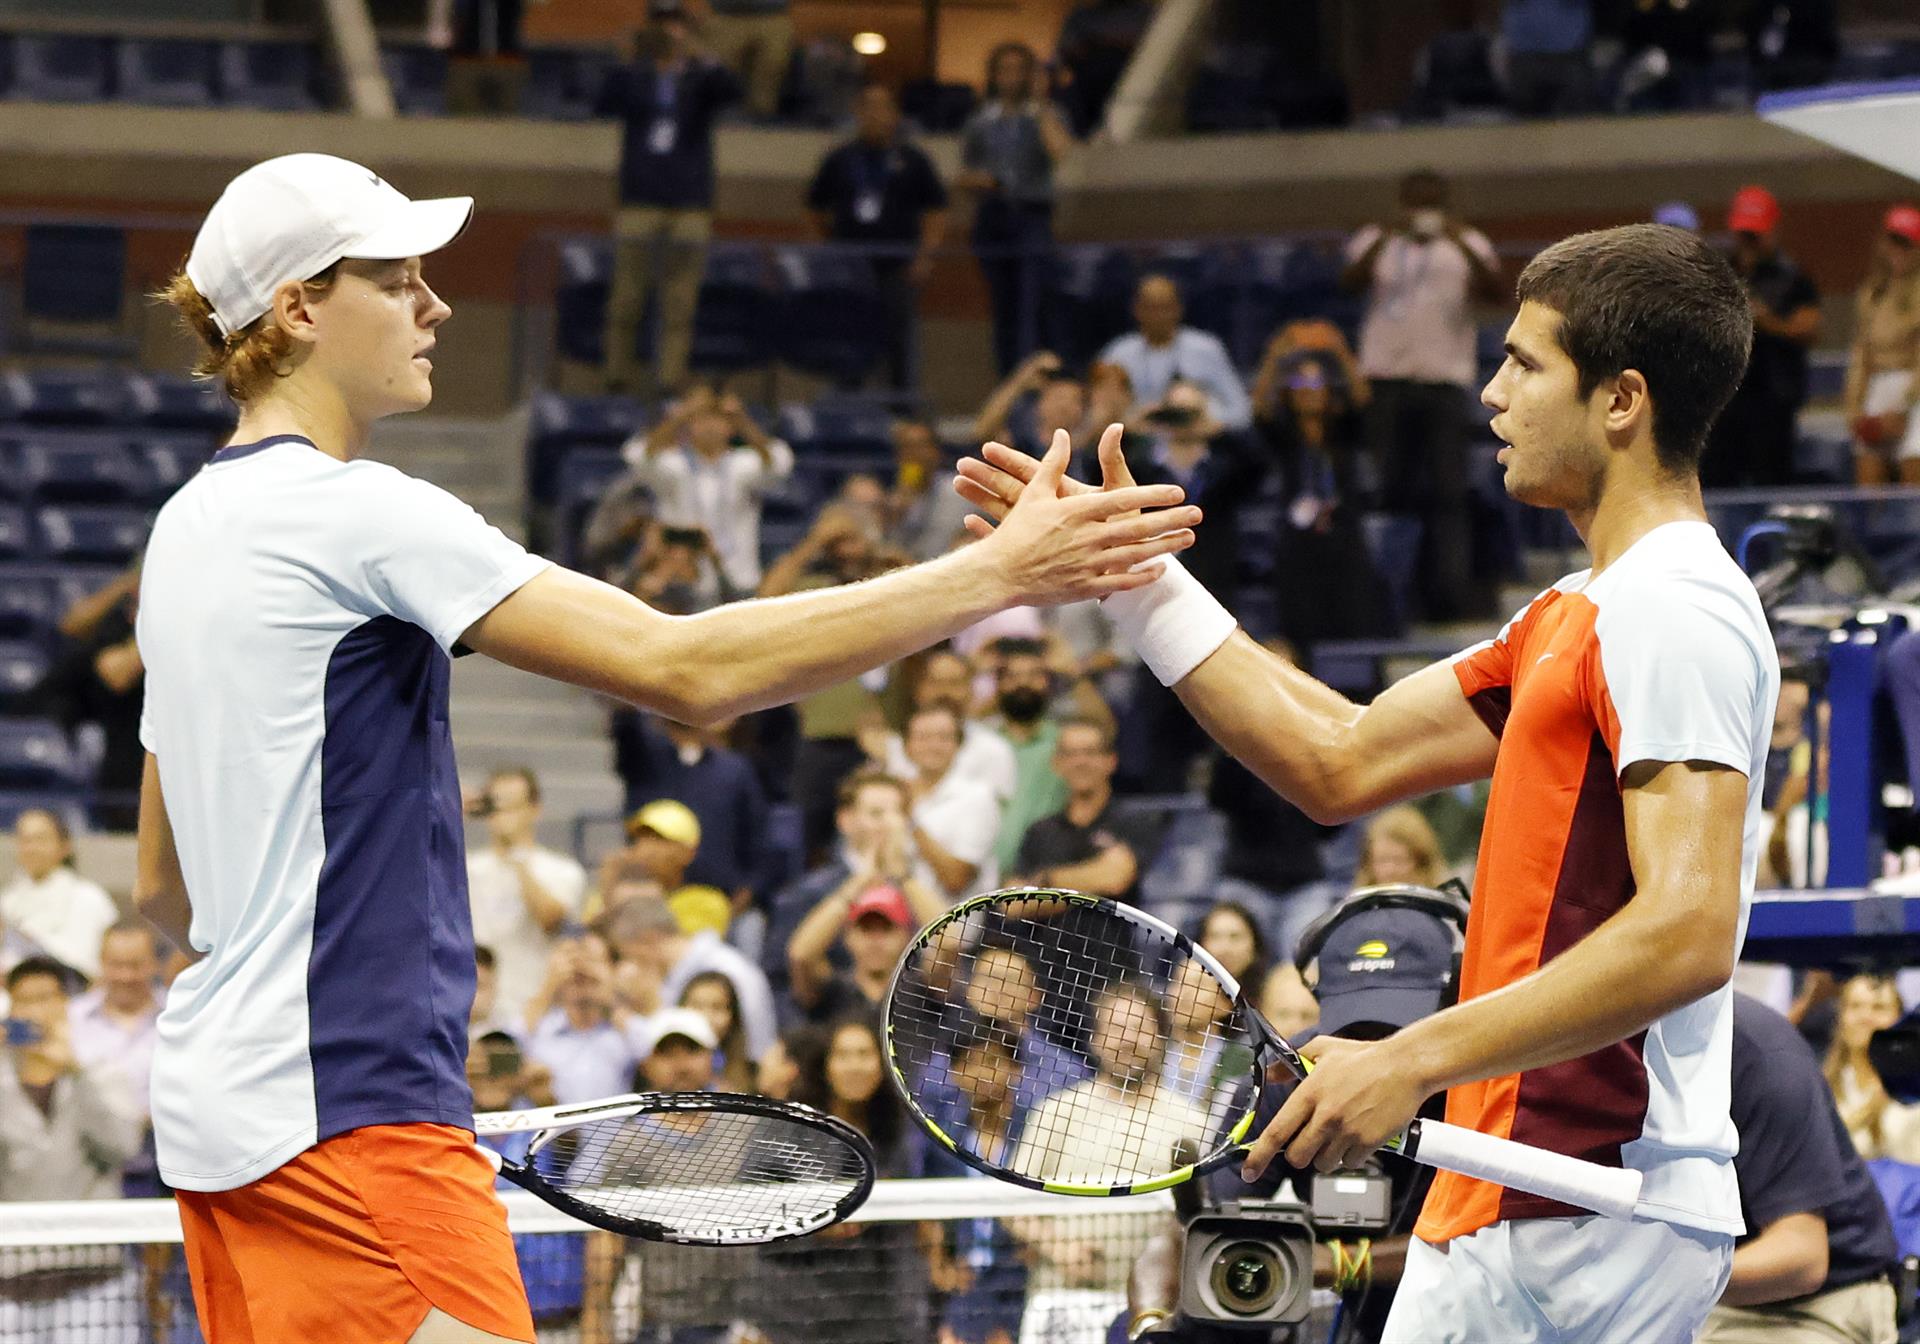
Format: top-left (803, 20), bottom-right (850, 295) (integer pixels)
top-left (3, 1019), bottom-right (42, 1047)
top-left (1144, 405), bottom-right (1200, 429)
top-left (661, 527), bottom-right (706, 548)
top-left (487, 1046), bottom-right (523, 1079)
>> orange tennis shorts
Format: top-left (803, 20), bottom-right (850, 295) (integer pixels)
top-left (176, 1121), bottom-right (536, 1344)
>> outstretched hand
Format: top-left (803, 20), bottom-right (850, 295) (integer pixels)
top-left (966, 425), bottom-right (1197, 606)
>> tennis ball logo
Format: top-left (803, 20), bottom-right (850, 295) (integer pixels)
top-left (1355, 940), bottom-right (1389, 959)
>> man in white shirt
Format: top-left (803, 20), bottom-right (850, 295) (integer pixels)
top-left (1342, 168), bottom-right (1505, 622)
top-left (883, 648), bottom-right (1017, 805)
top-left (466, 767), bottom-right (588, 1028)
top-left (621, 384), bottom-right (794, 595)
top-left (1096, 274), bottom-right (1252, 430)
top-left (897, 703), bottom-right (1001, 899)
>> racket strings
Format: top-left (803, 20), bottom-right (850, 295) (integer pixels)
top-left (892, 894), bottom-right (1257, 1189)
top-left (546, 1108), bottom-right (868, 1240)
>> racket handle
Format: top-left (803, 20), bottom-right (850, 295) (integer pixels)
top-left (1400, 1119), bottom-right (1644, 1221)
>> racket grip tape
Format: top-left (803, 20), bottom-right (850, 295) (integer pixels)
top-left (1400, 1119), bottom-right (1644, 1221)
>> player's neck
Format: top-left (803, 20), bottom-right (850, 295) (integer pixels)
top-left (229, 380), bottom-right (373, 463)
top-left (1572, 463), bottom-right (1704, 575)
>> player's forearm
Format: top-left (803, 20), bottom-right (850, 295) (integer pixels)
top-left (1721, 1213), bottom-right (1828, 1305)
top-left (1392, 891), bottom-right (1735, 1097)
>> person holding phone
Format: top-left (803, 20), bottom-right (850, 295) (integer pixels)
top-left (1341, 168), bottom-right (1504, 623)
top-left (0, 956), bottom-right (145, 1341)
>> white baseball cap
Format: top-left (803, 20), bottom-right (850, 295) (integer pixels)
top-left (186, 152), bottom-right (474, 337)
top-left (633, 1007), bottom-right (720, 1058)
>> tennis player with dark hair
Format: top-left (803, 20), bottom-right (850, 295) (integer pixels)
top-left (956, 223), bottom-right (1778, 1342)
top-left (131, 153), bottom-right (1198, 1344)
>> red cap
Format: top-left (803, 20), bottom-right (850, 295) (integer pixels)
top-left (1887, 205), bottom-right (1920, 246)
top-left (847, 884), bottom-right (912, 927)
top-left (1728, 185), bottom-right (1780, 235)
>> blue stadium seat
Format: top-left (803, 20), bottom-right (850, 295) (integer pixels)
top-left (0, 648), bottom-right (51, 712)
top-left (12, 434), bottom-right (145, 504)
top-left (8, 34), bottom-right (112, 103)
top-left (553, 448), bottom-right (628, 567)
top-left (381, 45), bottom-right (448, 116)
top-left (554, 239), bottom-right (613, 365)
top-left (217, 40), bottom-right (319, 111)
top-left (0, 718), bottom-right (81, 788)
top-left (525, 392), bottom-right (646, 506)
top-left (778, 397), bottom-right (894, 459)
top-left (0, 577), bottom-right (56, 644)
top-left (141, 436), bottom-right (208, 504)
top-left (127, 372), bottom-right (235, 430)
top-left (46, 566), bottom-right (124, 619)
top-left (15, 226), bottom-right (135, 358)
top-left (690, 246), bottom-right (776, 373)
top-left (522, 46), bottom-right (614, 121)
top-left (1834, 41), bottom-right (1920, 82)
top-left (0, 366), bottom-right (130, 425)
top-left (34, 505), bottom-right (150, 564)
top-left (771, 249), bottom-right (890, 384)
top-left (116, 39), bottom-right (217, 107)
top-left (0, 506), bottom-right (30, 560)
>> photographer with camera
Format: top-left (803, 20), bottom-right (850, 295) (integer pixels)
top-left (1123, 888), bottom-right (1466, 1342)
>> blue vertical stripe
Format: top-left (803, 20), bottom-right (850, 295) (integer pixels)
top-left (314, 617), bottom-right (475, 1137)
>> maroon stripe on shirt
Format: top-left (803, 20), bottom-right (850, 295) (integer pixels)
top-left (1499, 731), bottom-right (1651, 1223)
top-left (1467, 685), bottom-right (1513, 739)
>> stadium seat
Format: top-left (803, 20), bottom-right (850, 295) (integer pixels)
top-left (141, 436), bottom-right (208, 504)
top-left (381, 45), bottom-right (448, 116)
top-left (217, 40), bottom-right (319, 111)
top-left (553, 448), bottom-right (628, 567)
top-left (690, 246), bottom-right (776, 373)
top-left (525, 392), bottom-right (646, 507)
top-left (0, 718), bottom-right (81, 788)
top-left (8, 34), bottom-right (112, 103)
top-left (770, 249), bottom-right (890, 384)
top-left (12, 434), bottom-right (146, 504)
top-left (15, 225), bottom-right (133, 357)
top-left (554, 239), bottom-right (613, 366)
top-left (0, 506), bottom-right (30, 560)
top-left (778, 397), bottom-right (894, 460)
top-left (34, 504), bottom-right (150, 564)
top-left (1042, 245), bottom-right (1137, 368)
top-left (115, 39), bottom-right (217, 108)
top-left (0, 577), bottom-right (56, 644)
top-left (0, 648), bottom-right (51, 713)
top-left (126, 373), bottom-right (235, 431)
top-left (522, 46), bottom-right (614, 121)
top-left (0, 366), bottom-right (129, 425)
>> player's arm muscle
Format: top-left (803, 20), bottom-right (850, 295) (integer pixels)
top-left (1174, 633), bottom-right (1498, 824)
top-left (132, 753), bottom-right (198, 962)
top-left (1393, 758), bottom-right (1745, 1091)
top-left (463, 560), bottom-right (1011, 728)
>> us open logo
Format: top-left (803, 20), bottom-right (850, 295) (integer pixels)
top-left (1348, 939), bottom-right (1397, 972)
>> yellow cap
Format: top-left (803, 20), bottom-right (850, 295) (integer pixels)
top-left (626, 798), bottom-right (701, 848)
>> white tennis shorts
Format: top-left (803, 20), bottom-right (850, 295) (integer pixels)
top-left (1862, 370), bottom-right (1920, 462)
top-left (1382, 1215), bottom-right (1732, 1344)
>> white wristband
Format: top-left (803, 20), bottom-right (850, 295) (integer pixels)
top-left (1100, 556), bottom-right (1237, 687)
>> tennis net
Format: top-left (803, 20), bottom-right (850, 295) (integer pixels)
top-left (0, 1179), bottom-right (1206, 1344)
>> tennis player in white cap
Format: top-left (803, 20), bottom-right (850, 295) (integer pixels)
top-left (132, 152), bottom-right (1197, 1344)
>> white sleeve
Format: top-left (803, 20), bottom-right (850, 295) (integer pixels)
top-left (921, 784), bottom-right (1001, 867)
top-left (536, 853), bottom-right (589, 917)
top-left (337, 466), bottom-right (551, 653)
top-left (1463, 228), bottom-right (1501, 271)
top-left (727, 958), bottom-right (779, 1062)
top-left (1344, 224), bottom-right (1384, 264)
top-left (738, 440), bottom-right (794, 492)
top-left (1593, 582), bottom-right (1769, 777)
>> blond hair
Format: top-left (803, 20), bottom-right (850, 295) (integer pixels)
top-left (157, 263), bottom-right (338, 404)
top-left (1354, 804), bottom-right (1447, 888)
top-left (1824, 973), bottom-right (1902, 1150)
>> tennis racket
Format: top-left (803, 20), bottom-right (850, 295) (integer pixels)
top-left (472, 1091), bottom-right (876, 1245)
top-left (883, 887), bottom-right (1644, 1219)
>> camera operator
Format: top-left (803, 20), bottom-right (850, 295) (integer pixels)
top-left (1124, 889), bottom-right (1465, 1342)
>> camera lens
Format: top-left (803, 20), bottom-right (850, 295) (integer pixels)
top-left (1210, 1241), bottom-right (1286, 1316)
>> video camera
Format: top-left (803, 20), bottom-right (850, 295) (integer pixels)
top-left (1177, 1166), bottom-right (1396, 1333)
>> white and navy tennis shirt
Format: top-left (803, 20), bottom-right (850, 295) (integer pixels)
top-left (136, 434), bottom-right (550, 1192)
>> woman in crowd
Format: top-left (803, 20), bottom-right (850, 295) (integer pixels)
top-left (1197, 900), bottom-right (1273, 1004)
top-left (957, 42), bottom-right (1074, 376)
top-left (1261, 961), bottom-right (1319, 1041)
top-left (763, 1017), bottom-right (929, 1343)
top-left (925, 1023), bottom-right (1029, 1344)
top-left (1844, 205), bottom-right (1920, 485)
top-left (679, 970), bottom-right (754, 1093)
top-left (1353, 805), bottom-right (1448, 890)
top-left (0, 808), bottom-right (120, 981)
top-left (755, 1022), bottom-right (825, 1101)
top-left (1823, 974), bottom-right (1920, 1160)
